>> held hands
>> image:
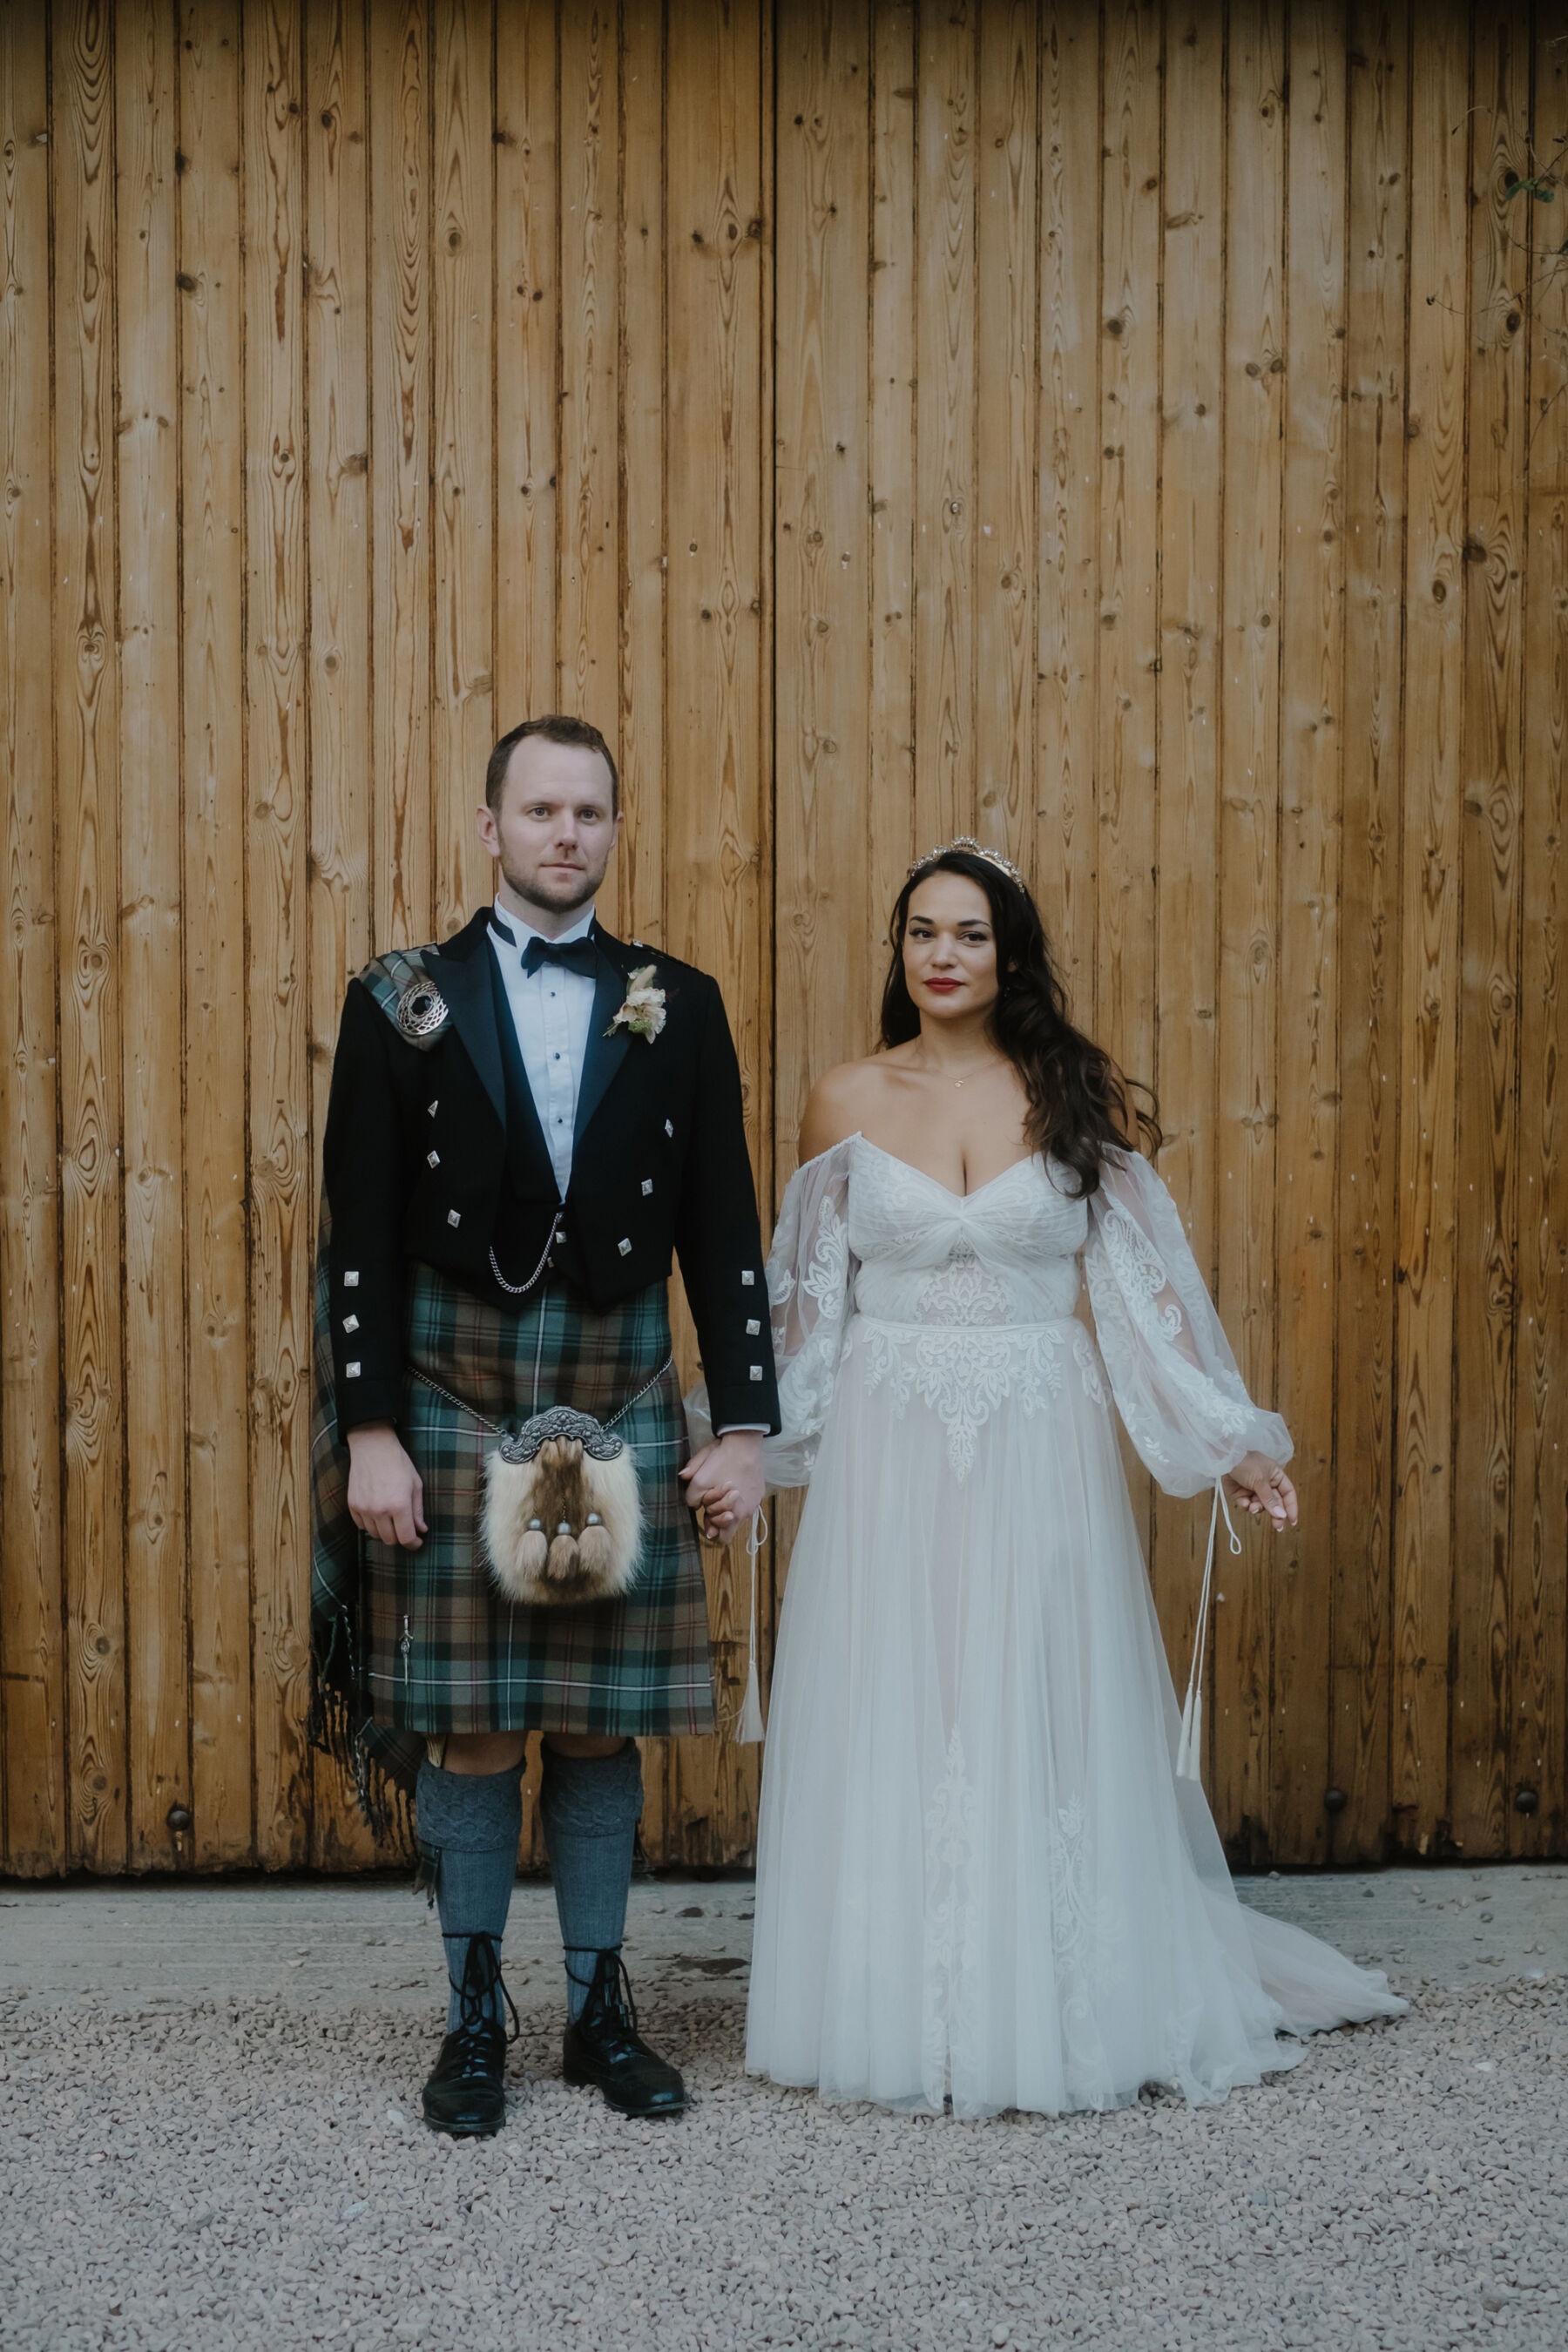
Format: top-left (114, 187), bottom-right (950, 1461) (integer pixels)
top-left (346, 1422), bottom-right (429, 1550)
top-left (680, 1430), bottom-right (766, 1546)
top-left (1222, 1451), bottom-right (1299, 1531)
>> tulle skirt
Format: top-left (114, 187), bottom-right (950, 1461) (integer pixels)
top-left (747, 1315), bottom-right (1405, 2119)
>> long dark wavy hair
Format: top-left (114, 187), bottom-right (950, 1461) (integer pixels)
top-left (879, 849), bottom-right (1161, 1200)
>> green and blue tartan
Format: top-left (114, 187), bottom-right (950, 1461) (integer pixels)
top-left (310, 1213), bottom-right (714, 1829)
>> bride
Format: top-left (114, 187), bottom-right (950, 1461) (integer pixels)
top-left (694, 839), bottom-right (1404, 2120)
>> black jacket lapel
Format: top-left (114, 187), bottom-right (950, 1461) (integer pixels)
top-left (573, 935), bottom-right (636, 1150)
top-left (427, 912), bottom-right (507, 1131)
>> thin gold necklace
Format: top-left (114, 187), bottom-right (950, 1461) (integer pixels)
top-left (922, 1054), bottom-right (1004, 1091)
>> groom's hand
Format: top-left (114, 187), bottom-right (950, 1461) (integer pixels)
top-left (347, 1421), bottom-right (428, 1549)
top-left (681, 1430), bottom-right (765, 1545)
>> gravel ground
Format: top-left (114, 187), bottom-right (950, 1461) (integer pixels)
top-left (2, 1877), bottom-right (1565, 2352)
top-left (3, 1981), bottom-right (1565, 2351)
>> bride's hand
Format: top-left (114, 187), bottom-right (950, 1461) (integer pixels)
top-left (1222, 1453), bottom-right (1298, 1531)
top-left (680, 1431), bottom-right (766, 1545)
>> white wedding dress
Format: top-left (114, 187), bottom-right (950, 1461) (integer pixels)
top-left (710, 1135), bottom-right (1404, 2119)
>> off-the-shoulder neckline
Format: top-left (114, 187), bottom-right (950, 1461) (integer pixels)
top-left (791, 1130), bottom-right (1045, 1204)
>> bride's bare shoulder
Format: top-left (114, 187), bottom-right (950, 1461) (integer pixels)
top-left (798, 1053), bottom-right (904, 1160)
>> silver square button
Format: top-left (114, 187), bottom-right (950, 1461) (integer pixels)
top-left (344, 1270), bottom-right (360, 1288)
top-left (748, 1364), bottom-right (764, 1382)
top-left (665, 1119), bottom-right (673, 1137)
top-left (346, 1362), bottom-right (362, 1379)
top-left (427, 1150), bottom-right (440, 1168)
top-left (618, 1238), bottom-right (632, 1256)
top-left (428, 1099), bottom-right (439, 1118)
top-left (641, 1179), bottom-right (653, 1196)
top-left (746, 1318), bottom-right (760, 1336)
top-left (342, 1315), bottom-right (360, 1335)
top-left (740, 1270), bottom-right (755, 1288)
top-left (447, 1209), bottom-right (462, 1227)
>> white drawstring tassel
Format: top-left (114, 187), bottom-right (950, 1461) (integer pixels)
top-left (733, 1506), bottom-right (769, 1744)
top-left (1176, 1478), bottom-right (1241, 1785)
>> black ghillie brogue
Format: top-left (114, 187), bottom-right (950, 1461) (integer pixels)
top-left (422, 1931), bottom-right (520, 2138)
top-left (562, 1949), bottom-right (687, 2119)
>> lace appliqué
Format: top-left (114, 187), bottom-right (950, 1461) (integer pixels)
top-left (1087, 1198), bottom-right (1253, 1474)
top-left (921, 1729), bottom-right (978, 2107)
top-left (765, 1181), bottom-right (855, 1483)
top-left (911, 1246), bottom-right (1011, 1328)
top-left (856, 1317), bottom-right (1103, 1482)
top-left (1047, 1795), bottom-right (1127, 2090)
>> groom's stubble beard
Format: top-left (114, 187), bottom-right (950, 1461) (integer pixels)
top-left (497, 835), bottom-right (613, 923)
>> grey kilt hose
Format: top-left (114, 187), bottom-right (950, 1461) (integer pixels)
top-left (367, 1260), bottom-right (713, 1737)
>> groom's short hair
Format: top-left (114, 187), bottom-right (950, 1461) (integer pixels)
top-left (486, 714), bottom-right (620, 815)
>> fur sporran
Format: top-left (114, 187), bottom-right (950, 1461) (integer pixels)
top-left (483, 1407), bottom-right (643, 1606)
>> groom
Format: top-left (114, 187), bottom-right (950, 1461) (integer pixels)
top-left (314, 714), bottom-right (775, 2135)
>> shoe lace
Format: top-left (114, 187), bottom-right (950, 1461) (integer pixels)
top-left (575, 1947), bottom-right (643, 2048)
top-left (450, 1930), bottom-right (521, 2049)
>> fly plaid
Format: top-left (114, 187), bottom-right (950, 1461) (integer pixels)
top-left (310, 1206), bottom-right (714, 1838)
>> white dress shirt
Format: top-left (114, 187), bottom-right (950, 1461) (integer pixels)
top-left (487, 901), bottom-right (598, 1199)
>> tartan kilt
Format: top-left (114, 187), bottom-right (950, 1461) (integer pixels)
top-left (362, 1260), bottom-right (714, 1737)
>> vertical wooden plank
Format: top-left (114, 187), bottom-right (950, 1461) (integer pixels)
top-left (494, 0), bottom-right (557, 738)
top-left (1213, 0), bottom-right (1285, 1865)
top-left (774, 0), bottom-right (871, 1157)
top-left (1095, 0), bottom-right (1159, 1101)
top-left (431, 0), bottom-right (493, 936)
top-left (1152, 0), bottom-right (1224, 1693)
top-left (1272, 0), bottom-right (1347, 1865)
top-left (974, 0), bottom-right (1034, 862)
top-left (370, 0), bottom-right (432, 950)
top-left (1450, 6), bottom-right (1530, 1862)
top-left (117, 0), bottom-right (190, 1869)
top-left (1511, 21), bottom-right (1568, 1858)
top-left (665, 0), bottom-right (767, 1861)
top-left (1034, 0), bottom-right (1100, 1022)
top-left (618, 5), bottom-right (672, 1856)
top-left (1393, 2), bottom-right (1469, 1855)
top-left (868, 0), bottom-right (917, 942)
top-left (307, 0), bottom-right (377, 1868)
top-left (180, 0), bottom-right (253, 1869)
top-left (1332, 0), bottom-right (1408, 1862)
top-left (558, 3), bottom-right (621, 906)
top-left (618, 0), bottom-right (668, 945)
top-left (244, 0), bottom-right (312, 1869)
top-left (0, 0), bottom-right (66, 1876)
top-left (1095, 0), bottom-right (1161, 1583)
top-left (914, 0), bottom-right (975, 847)
top-left (55, 0), bottom-right (128, 1873)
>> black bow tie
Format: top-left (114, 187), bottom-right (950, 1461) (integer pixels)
top-left (518, 933), bottom-right (599, 980)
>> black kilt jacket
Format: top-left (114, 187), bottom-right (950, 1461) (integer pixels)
top-left (321, 907), bottom-right (782, 1441)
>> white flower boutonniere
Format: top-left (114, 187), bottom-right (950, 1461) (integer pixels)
top-left (607, 963), bottom-right (666, 1043)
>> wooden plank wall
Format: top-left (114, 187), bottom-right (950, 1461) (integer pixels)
top-left (1, 0), bottom-right (1564, 1876)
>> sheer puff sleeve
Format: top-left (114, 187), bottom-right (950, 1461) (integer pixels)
top-left (1083, 1147), bottom-right (1293, 1498)
top-left (686, 1138), bottom-right (857, 1490)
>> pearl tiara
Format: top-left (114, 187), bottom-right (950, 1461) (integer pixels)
top-left (907, 835), bottom-right (1027, 890)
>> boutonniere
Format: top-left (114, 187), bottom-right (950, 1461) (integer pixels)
top-left (606, 963), bottom-right (666, 1043)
